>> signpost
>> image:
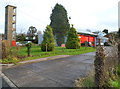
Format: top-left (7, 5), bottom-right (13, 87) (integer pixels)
top-left (61, 44), bottom-right (65, 52)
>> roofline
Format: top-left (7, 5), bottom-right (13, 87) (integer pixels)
top-left (5, 5), bottom-right (16, 8)
top-left (77, 32), bottom-right (97, 36)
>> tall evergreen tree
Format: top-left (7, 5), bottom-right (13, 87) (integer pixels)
top-left (41, 25), bottom-right (55, 51)
top-left (50, 3), bottom-right (70, 46)
top-left (66, 25), bottom-right (80, 49)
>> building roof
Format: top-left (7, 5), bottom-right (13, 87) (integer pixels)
top-left (77, 30), bottom-right (97, 36)
top-left (5, 5), bottom-right (16, 8)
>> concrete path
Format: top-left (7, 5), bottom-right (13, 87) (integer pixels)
top-left (19, 55), bottom-right (71, 64)
top-left (2, 52), bottom-right (95, 87)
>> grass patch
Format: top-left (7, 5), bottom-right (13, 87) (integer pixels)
top-left (18, 46), bottom-right (95, 56)
top-left (107, 64), bottom-right (120, 88)
top-left (74, 71), bottom-right (95, 87)
top-left (1, 57), bottom-right (19, 64)
top-left (75, 76), bottom-right (94, 87)
top-left (74, 65), bottom-right (120, 88)
top-left (1, 46), bottom-right (96, 64)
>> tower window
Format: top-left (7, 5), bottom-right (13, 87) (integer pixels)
top-left (13, 8), bottom-right (16, 13)
top-left (13, 15), bottom-right (16, 20)
top-left (12, 23), bottom-right (16, 28)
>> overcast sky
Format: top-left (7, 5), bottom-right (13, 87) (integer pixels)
top-left (0, 0), bottom-right (119, 34)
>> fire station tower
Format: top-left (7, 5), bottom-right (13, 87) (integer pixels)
top-left (4, 5), bottom-right (16, 46)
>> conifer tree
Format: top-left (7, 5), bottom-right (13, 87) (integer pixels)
top-left (50, 3), bottom-right (70, 46)
top-left (41, 25), bottom-right (55, 51)
top-left (66, 25), bottom-right (80, 49)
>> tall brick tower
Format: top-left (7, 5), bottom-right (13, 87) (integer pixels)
top-left (4, 5), bottom-right (16, 46)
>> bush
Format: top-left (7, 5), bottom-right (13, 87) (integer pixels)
top-left (104, 65), bottom-right (120, 88)
top-left (41, 25), bottom-right (55, 51)
top-left (66, 38), bottom-right (80, 49)
top-left (2, 40), bottom-right (18, 59)
top-left (41, 43), bottom-right (55, 51)
top-left (2, 40), bottom-right (11, 59)
top-left (26, 42), bottom-right (32, 56)
top-left (108, 79), bottom-right (119, 87)
top-left (74, 71), bottom-right (95, 87)
top-left (1, 56), bottom-right (19, 64)
top-left (117, 64), bottom-right (120, 76)
top-left (66, 25), bottom-right (80, 49)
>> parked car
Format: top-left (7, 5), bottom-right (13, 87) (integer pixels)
top-left (24, 41), bottom-right (32, 44)
top-left (16, 42), bottom-right (22, 46)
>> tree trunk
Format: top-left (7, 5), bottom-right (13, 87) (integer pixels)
top-left (28, 48), bottom-right (30, 57)
top-left (46, 43), bottom-right (47, 52)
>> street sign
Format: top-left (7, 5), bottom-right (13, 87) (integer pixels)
top-left (61, 44), bottom-right (65, 47)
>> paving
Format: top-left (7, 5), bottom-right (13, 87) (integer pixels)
top-left (2, 52), bottom-right (95, 87)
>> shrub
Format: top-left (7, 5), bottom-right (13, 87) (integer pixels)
top-left (108, 79), bottom-right (119, 87)
top-left (66, 25), bottom-right (80, 49)
top-left (117, 64), bottom-right (120, 76)
top-left (41, 25), bottom-right (55, 51)
top-left (2, 40), bottom-right (11, 59)
top-left (74, 71), bottom-right (95, 87)
top-left (26, 42), bottom-right (32, 56)
top-left (41, 43), bottom-right (55, 51)
top-left (2, 40), bottom-right (18, 59)
top-left (1, 56), bottom-right (19, 64)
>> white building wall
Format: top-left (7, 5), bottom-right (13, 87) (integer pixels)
top-left (38, 34), bottom-right (43, 45)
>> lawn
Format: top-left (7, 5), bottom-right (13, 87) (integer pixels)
top-left (1, 46), bottom-right (96, 64)
top-left (17, 46), bottom-right (96, 60)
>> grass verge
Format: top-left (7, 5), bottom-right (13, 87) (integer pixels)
top-left (74, 65), bottom-right (120, 88)
top-left (1, 46), bottom-right (96, 64)
top-left (74, 71), bottom-right (95, 87)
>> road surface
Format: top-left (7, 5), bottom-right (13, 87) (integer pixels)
top-left (2, 52), bottom-right (95, 87)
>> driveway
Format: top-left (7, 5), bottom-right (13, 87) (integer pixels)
top-left (2, 52), bottom-right (95, 87)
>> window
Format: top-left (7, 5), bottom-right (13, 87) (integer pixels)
top-left (12, 31), bottom-right (16, 39)
top-left (13, 16), bottom-right (16, 20)
top-left (13, 8), bottom-right (16, 13)
top-left (12, 23), bottom-right (16, 28)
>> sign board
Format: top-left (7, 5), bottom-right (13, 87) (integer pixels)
top-left (61, 44), bottom-right (65, 47)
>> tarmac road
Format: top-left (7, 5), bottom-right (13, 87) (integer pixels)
top-left (2, 52), bottom-right (95, 87)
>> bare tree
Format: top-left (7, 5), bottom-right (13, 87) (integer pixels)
top-left (27, 26), bottom-right (37, 41)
